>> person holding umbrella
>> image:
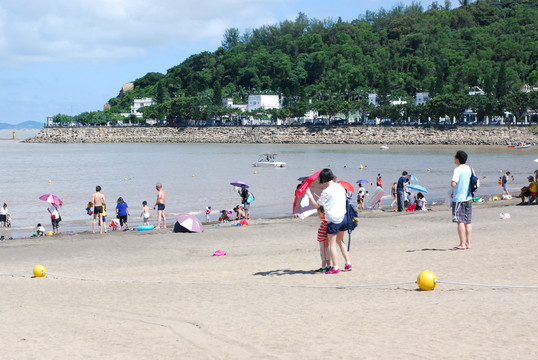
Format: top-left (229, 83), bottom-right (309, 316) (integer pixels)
top-left (239, 184), bottom-right (251, 219)
top-left (305, 168), bottom-right (352, 275)
top-left (48, 202), bottom-right (61, 234)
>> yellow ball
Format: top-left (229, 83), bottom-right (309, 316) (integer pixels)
top-left (47, 231), bottom-right (53, 236)
top-left (33, 265), bottom-right (47, 278)
top-left (124, 177), bottom-right (127, 181)
top-left (48, 180), bottom-right (52, 183)
top-left (254, 171), bottom-right (257, 174)
top-left (417, 270), bottom-right (437, 291)
top-left (359, 165), bottom-right (364, 169)
top-left (311, 169), bottom-right (314, 171)
top-left (192, 174), bottom-right (195, 177)
top-left (427, 169), bottom-right (431, 172)
top-left (499, 170), bottom-right (502, 173)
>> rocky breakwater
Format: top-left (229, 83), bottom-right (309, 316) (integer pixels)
top-left (24, 125), bottom-right (537, 145)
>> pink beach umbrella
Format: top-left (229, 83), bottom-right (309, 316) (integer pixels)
top-left (174, 214), bottom-right (204, 233)
top-left (39, 194), bottom-right (63, 204)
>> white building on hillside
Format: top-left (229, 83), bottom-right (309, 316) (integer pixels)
top-left (222, 98), bottom-right (247, 112)
top-left (390, 98), bottom-right (407, 106)
top-left (122, 97), bottom-right (155, 118)
top-left (247, 95), bottom-right (280, 112)
top-left (368, 93), bottom-right (378, 106)
top-left (414, 92), bottom-right (430, 105)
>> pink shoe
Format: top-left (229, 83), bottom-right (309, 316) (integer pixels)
top-left (344, 264), bottom-right (353, 271)
top-left (325, 268), bottom-right (340, 275)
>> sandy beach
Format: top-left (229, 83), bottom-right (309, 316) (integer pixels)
top-left (1, 199), bottom-right (537, 359)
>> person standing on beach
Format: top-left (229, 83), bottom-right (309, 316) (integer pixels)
top-left (306, 168), bottom-right (352, 275)
top-left (48, 202), bottom-right (61, 234)
top-left (153, 183), bottom-right (166, 228)
top-left (502, 171), bottom-right (511, 197)
top-left (115, 197), bottom-right (130, 231)
top-left (390, 182), bottom-right (397, 208)
top-left (92, 186), bottom-right (106, 234)
top-left (450, 150), bottom-right (473, 250)
top-left (397, 172), bottom-right (410, 212)
top-left (0, 203), bottom-right (8, 227)
top-left (376, 173), bottom-right (383, 188)
top-left (239, 184), bottom-right (251, 219)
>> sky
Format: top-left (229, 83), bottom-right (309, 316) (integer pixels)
top-left (0, 0), bottom-right (460, 124)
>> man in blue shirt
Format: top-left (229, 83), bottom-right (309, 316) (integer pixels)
top-left (396, 171), bottom-right (410, 212)
top-left (450, 150), bottom-right (474, 250)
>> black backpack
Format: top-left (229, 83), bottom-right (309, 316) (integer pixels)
top-left (468, 166), bottom-right (479, 196)
top-left (345, 200), bottom-right (359, 250)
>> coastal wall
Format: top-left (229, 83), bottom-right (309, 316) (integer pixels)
top-left (23, 126), bottom-right (537, 145)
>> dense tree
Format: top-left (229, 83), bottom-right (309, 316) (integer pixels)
top-left (57, 0), bottom-right (537, 124)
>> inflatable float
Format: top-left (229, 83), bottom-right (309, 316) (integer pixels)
top-left (366, 187), bottom-right (385, 208)
top-left (137, 225), bottom-right (155, 231)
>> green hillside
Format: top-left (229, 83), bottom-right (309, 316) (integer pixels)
top-left (68, 0), bottom-right (538, 123)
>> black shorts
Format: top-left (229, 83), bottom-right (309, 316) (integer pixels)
top-left (0, 214), bottom-right (6, 222)
top-left (157, 204), bottom-right (165, 211)
top-left (117, 215), bottom-right (128, 226)
top-left (94, 206), bottom-right (103, 214)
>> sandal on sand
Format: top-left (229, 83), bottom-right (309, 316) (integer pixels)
top-left (452, 245), bottom-right (466, 250)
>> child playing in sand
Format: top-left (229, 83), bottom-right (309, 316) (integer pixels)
top-left (36, 223), bottom-right (46, 237)
top-left (204, 206), bottom-right (212, 223)
top-left (141, 201), bottom-right (151, 225)
top-left (316, 206), bottom-right (331, 272)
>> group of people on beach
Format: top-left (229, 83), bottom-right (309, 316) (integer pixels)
top-left (89, 183), bottom-right (167, 234)
top-left (304, 151), bottom-right (483, 272)
top-left (215, 184), bottom-right (253, 223)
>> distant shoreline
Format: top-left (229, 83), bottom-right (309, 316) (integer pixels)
top-left (23, 125), bottom-right (537, 145)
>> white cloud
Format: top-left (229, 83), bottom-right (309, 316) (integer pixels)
top-left (0, 0), bottom-right (281, 65)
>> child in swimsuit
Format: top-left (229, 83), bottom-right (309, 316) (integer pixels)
top-left (141, 201), bottom-right (150, 225)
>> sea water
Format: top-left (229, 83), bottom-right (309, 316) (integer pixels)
top-left (0, 138), bottom-right (535, 238)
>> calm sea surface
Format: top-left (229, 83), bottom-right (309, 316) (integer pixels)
top-left (0, 130), bottom-right (536, 238)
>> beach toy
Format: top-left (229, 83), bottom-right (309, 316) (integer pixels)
top-left (427, 169), bottom-right (430, 172)
top-left (86, 202), bottom-right (93, 216)
top-left (48, 180), bottom-right (52, 183)
top-left (311, 169), bottom-right (314, 171)
top-left (499, 170), bottom-right (502, 173)
top-left (359, 164), bottom-right (364, 169)
top-left (417, 270), bottom-right (437, 291)
top-left (47, 231), bottom-right (53, 236)
top-left (137, 225), bottom-right (155, 231)
top-left (500, 213), bottom-right (511, 220)
top-left (33, 265), bottom-right (47, 278)
top-left (254, 171), bottom-right (257, 174)
top-left (492, 196), bottom-right (499, 201)
top-left (124, 177), bottom-right (127, 181)
top-left (192, 174), bottom-right (195, 177)
top-left (212, 250), bottom-right (226, 256)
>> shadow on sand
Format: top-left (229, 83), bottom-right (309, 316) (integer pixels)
top-left (253, 269), bottom-right (318, 276)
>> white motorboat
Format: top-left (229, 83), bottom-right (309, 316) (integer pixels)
top-left (380, 144), bottom-right (389, 150)
top-left (252, 153), bottom-right (286, 167)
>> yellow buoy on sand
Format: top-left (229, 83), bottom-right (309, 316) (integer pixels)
top-left (417, 270), bottom-right (437, 291)
top-left (47, 231), bottom-right (53, 236)
top-left (33, 265), bottom-right (47, 278)
top-left (359, 164), bottom-right (364, 170)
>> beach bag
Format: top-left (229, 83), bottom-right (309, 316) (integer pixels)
top-left (346, 200), bottom-right (358, 232)
top-left (246, 193), bottom-right (255, 204)
top-left (345, 200), bottom-right (359, 251)
top-left (468, 166), bottom-right (479, 196)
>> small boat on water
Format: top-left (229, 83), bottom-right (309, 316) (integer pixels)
top-left (380, 144), bottom-right (389, 150)
top-left (252, 153), bottom-right (286, 167)
top-left (508, 142), bottom-right (531, 149)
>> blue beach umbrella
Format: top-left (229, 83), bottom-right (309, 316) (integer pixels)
top-left (230, 181), bottom-right (249, 188)
top-left (410, 175), bottom-right (419, 182)
top-left (356, 179), bottom-right (369, 184)
top-left (406, 184), bottom-right (428, 193)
